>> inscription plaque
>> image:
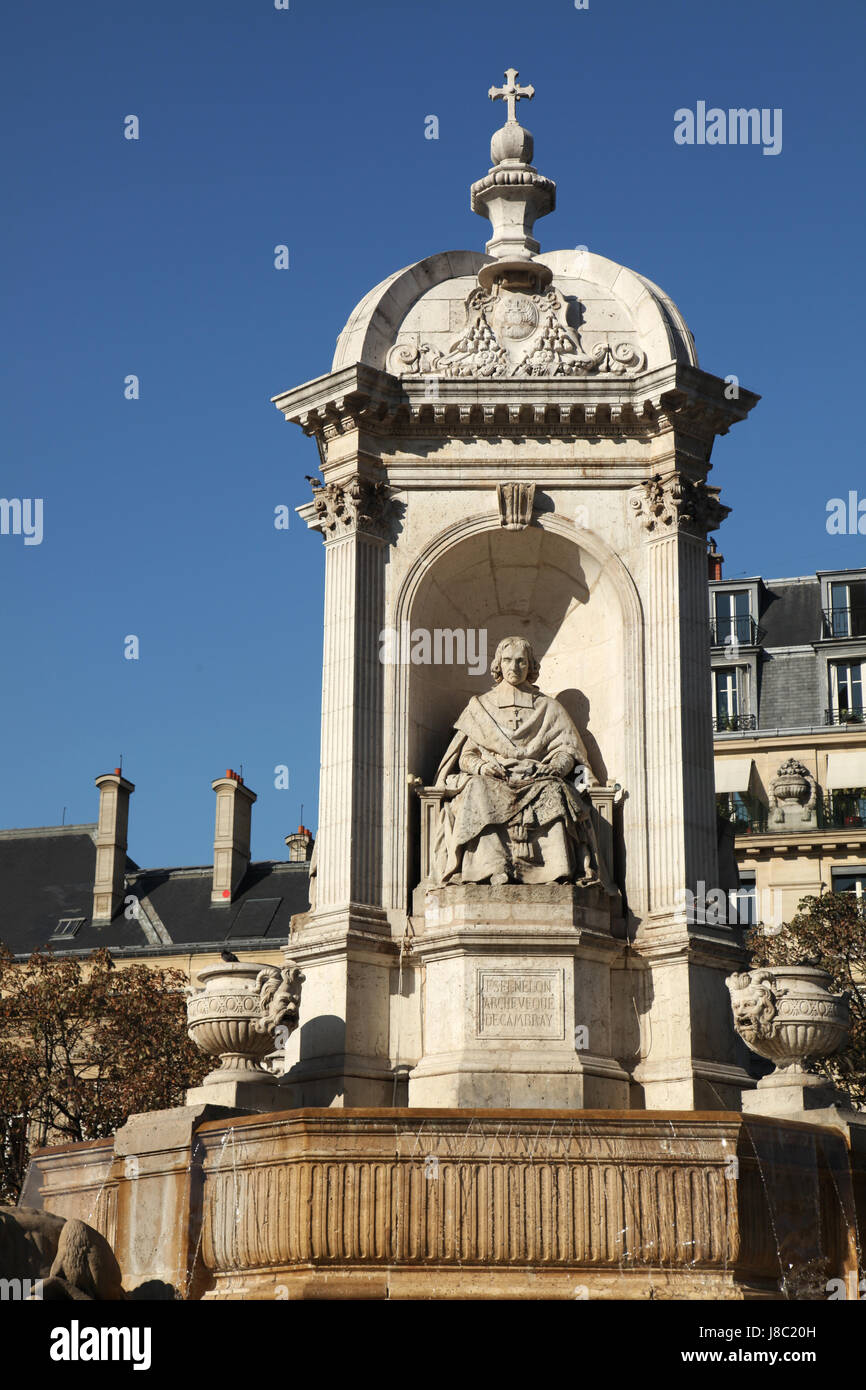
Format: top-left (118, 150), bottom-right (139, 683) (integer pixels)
top-left (476, 969), bottom-right (565, 1040)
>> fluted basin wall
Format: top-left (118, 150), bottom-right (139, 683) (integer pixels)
top-left (193, 1109), bottom-right (855, 1300)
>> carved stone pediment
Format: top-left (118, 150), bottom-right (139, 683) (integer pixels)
top-left (386, 282), bottom-right (645, 382)
top-left (629, 471), bottom-right (730, 538)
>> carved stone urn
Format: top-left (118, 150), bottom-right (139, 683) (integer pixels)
top-left (186, 961), bottom-right (305, 1100)
top-left (768, 758), bottom-right (817, 829)
top-left (727, 966), bottom-right (849, 1071)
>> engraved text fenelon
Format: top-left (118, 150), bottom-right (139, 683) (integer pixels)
top-left (477, 969), bottom-right (565, 1040)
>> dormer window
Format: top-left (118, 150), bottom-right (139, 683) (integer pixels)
top-left (825, 579), bottom-right (866, 638)
top-left (712, 590), bottom-right (753, 646)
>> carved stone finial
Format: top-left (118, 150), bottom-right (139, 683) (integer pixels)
top-left (488, 67), bottom-right (534, 124)
top-left (496, 482), bottom-right (535, 530)
top-left (629, 472), bottom-right (730, 539)
top-left (471, 70), bottom-right (555, 272)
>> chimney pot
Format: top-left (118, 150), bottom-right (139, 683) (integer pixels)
top-left (286, 826), bottom-right (315, 863)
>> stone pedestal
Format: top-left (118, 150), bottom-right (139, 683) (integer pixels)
top-left (408, 883), bottom-right (630, 1108)
top-left (277, 913), bottom-right (399, 1108)
top-left (185, 1077), bottom-right (281, 1112)
top-left (741, 1069), bottom-right (862, 1127)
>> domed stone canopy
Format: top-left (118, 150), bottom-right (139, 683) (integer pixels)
top-left (332, 247), bottom-right (698, 378)
top-left (332, 71), bottom-right (695, 382)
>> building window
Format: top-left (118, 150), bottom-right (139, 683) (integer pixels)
top-left (829, 660), bottom-right (865, 723)
top-left (826, 789), bottom-right (866, 828)
top-left (831, 867), bottom-right (866, 908)
top-left (713, 668), bottom-right (751, 729)
top-left (729, 873), bottom-right (757, 926)
top-left (717, 792), bottom-right (765, 833)
top-left (50, 917), bottom-right (85, 941)
top-left (713, 590), bottom-right (752, 646)
top-left (827, 579), bottom-right (866, 638)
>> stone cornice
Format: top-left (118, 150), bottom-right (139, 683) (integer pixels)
top-left (714, 730), bottom-right (866, 752)
top-left (272, 361), bottom-right (760, 451)
top-left (734, 826), bottom-right (866, 856)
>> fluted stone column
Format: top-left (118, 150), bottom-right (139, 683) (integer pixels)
top-left (316, 522), bottom-right (385, 913)
top-left (279, 474), bottom-right (398, 1107)
top-left (628, 472), bottom-right (752, 1109)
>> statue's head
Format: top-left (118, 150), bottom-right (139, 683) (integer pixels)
top-left (491, 636), bottom-right (540, 688)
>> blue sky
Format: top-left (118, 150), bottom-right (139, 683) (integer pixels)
top-left (2, 0), bottom-right (864, 868)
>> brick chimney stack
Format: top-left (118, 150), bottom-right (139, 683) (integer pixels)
top-left (285, 825), bottom-right (314, 862)
top-left (707, 538), bottom-right (724, 581)
top-left (92, 769), bottom-right (134, 924)
top-left (211, 770), bottom-right (256, 904)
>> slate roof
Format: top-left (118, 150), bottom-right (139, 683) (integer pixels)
top-left (0, 825), bottom-right (310, 961)
top-left (759, 578), bottom-right (823, 647)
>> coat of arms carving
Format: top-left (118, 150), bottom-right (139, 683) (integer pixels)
top-left (387, 281), bottom-right (645, 381)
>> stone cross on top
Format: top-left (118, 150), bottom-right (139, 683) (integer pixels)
top-left (488, 68), bottom-right (534, 125)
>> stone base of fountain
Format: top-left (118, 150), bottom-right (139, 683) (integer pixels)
top-left (22, 1106), bottom-right (864, 1300)
top-left (743, 1068), bottom-right (852, 1117)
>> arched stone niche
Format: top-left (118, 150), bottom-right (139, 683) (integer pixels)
top-left (386, 516), bottom-right (647, 915)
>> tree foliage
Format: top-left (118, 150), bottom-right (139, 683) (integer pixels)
top-left (0, 946), bottom-right (209, 1202)
top-left (747, 892), bottom-right (866, 1107)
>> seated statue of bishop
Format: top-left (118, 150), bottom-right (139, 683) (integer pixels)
top-left (429, 636), bottom-right (608, 888)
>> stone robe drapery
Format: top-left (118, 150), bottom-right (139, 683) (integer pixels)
top-left (432, 684), bottom-right (594, 884)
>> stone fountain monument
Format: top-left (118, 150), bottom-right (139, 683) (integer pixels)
top-left (273, 66), bottom-right (759, 1115)
top-left (19, 72), bottom-right (866, 1300)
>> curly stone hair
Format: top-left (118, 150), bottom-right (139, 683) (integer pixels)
top-left (490, 636), bottom-right (540, 685)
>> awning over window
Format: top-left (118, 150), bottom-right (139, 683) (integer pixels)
top-left (714, 757), bottom-right (755, 794)
top-left (825, 751), bottom-right (866, 790)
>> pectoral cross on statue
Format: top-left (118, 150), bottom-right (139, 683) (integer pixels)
top-left (488, 68), bottom-right (534, 124)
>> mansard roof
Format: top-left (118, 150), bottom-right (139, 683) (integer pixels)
top-left (0, 825), bottom-right (310, 961)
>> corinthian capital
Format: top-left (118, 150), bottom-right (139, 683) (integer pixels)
top-left (303, 476), bottom-right (396, 542)
top-left (629, 471), bottom-right (730, 538)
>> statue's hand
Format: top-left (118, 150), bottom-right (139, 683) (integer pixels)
top-left (544, 753), bottom-right (573, 778)
top-left (480, 760), bottom-right (507, 780)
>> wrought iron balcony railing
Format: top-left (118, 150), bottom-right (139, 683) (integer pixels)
top-left (709, 616), bottom-right (763, 647)
top-left (720, 792), bottom-right (866, 837)
top-left (823, 792), bottom-right (866, 829)
top-left (825, 707), bottom-right (866, 726)
top-left (821, 607), bottom-right (866, 640)
top-left (713, 713), bottom-right (757, 732)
